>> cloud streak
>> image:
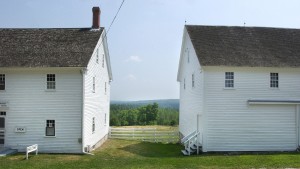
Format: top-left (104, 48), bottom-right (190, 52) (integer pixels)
top-left (126, 56), bottom-right (142, 63)
top-left (125, 74), bottom-right (137, 81)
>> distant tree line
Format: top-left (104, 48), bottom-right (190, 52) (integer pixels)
top-left (110, 103), bottom-right (179, 126)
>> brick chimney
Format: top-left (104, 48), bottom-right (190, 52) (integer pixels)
top-left (92, 7), bottom-right (101, 29)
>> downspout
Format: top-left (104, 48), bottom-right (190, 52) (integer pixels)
top-left (297, 105), bottom-right (300, 147)
top-left (81, 68), bottom-right (94, 155)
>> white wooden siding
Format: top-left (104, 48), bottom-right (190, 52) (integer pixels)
top-left (178, 28), bottom-right (204, 143)
top-left (0, 68), bottom-right (83, 153)
top-left (83, 32), bottom-right (110, 149)
top-left (203, 67), bottom-right (300, 152)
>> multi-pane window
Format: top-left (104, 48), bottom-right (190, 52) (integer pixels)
top-left (92, 77), bottom-right (96, 92)
top-left (102, 54), bottom-right (105, 68)
top-left (192, 74), bottom-right (195, 88)
top-left (92, 117), bottom-right (95, 133)
top-left (46, 120), bottom-right (55, 136)
top-left (0, 74), bottom-right (5, 90)
top-left (47, 74), bottom-right (56, 90)
top-left (270, 73), bottom-right (279, 88)
top-left (0, 112), bottom-right (6, 116)
top-left (225, 72), bottom-right (234, 88)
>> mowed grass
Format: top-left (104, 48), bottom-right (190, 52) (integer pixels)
top-left (1, 139), bottom-right (300, 169)
top-left (111, 125), bottom-right (178, 131)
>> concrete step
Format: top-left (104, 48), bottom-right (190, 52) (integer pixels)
top-left (0, 148), bottom-right (18, 157)
top-left (181, 149), bottom-right (189, 156)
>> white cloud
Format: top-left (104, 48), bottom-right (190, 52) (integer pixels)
top-left (126, 56), bottom-right (142, 63)
top-left (125, 74), bottom-right (137, 81)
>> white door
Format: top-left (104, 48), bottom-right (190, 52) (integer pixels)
top-left (0, 117), bottom-right (4, 146)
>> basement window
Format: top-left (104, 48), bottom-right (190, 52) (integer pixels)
top-left (0, 74), bottom-right (5, 90)
top-left (45, 120), bottom-right (55, 136)
top-left (225, 72), bottom-right (234, 88)
top-left (0, 112), bottom-right (6, 116)
top-left (270, 73), bottom-right (279, 88)
top-left (47, 74), bottom-right (56, 90)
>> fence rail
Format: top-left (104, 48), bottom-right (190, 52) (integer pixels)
top-left (109, 127), bottom-right (179, 143)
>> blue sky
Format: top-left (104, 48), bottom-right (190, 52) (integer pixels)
top-left (1, 0), bottom-right (300, 101)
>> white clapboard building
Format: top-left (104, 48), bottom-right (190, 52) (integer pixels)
top-left (0, 7), bottom-right (112, 153)
top-left (178, 25), bottom-right (300, 153)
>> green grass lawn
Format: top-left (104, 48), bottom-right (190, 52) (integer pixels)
top-left (1, 139), bottom-right (300, 169)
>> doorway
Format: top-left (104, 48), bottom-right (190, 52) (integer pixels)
top-left (0, 117), bottom-right (5, 147)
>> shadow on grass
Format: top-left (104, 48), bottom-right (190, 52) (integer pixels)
top-left (119, 140), bottom-right (300, 159)
top-left (119, 141), bottom-right (184, 158)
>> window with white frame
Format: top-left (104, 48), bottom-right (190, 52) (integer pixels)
top-left (192, 74), bottom-right (195, 88)
top-left (0, 74), bottom-right (5, 90)
top-left (225, 72), bottom-right (234, 88)
top-left (92, 77), bottom-right (96, 92)
top-left (46, 120), bottom-right (55, 136)
top-left (47, 74), bottom-right (56, 90)
top-left (270, 73), bottom-right (279, 88)
top-left (102, 54), bottom-right (105, 68)
top-left (92, 117), bottom-right (95, 133)
top-left (96, 48), bottom-right (99, 63)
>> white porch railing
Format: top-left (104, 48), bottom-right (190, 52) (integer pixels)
top-left (181, 130), bottom-right (201, 155)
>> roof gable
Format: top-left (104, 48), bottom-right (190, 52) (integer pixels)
top-left (0, 28), bottom-right (104, 67)
top-left (186, 25), bottom-right (300, 67)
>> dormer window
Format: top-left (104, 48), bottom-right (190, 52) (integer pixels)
top-left (192, 74), bottom-right (195, 88)
top-left (186, 48), bottom-right (190, 63)
top-left (92, 77), bottom-right (96, 93)
top-left (102, 54), bottom-right (105, 68)
top-left (96, 49), bottom-right (99, 63)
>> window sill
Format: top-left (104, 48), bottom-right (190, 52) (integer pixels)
top-left (45, 89), bottom-right (56, 92)
top-left (0, 90), bottom-right (6, 92)
top-left (269, 87), bottom-right (280, 90)
top-left (223, 88), bottom-right (235, 90)
top-left (44, 136), bottom-right (56, 138)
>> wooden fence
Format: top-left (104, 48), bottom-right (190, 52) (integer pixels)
top-left (109, 127), bottom-right (179, 143)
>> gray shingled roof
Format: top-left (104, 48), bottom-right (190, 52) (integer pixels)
top-left (0, 28), bottom-right (103, 67)
top-left (186, 25), bottom-right (300, 67)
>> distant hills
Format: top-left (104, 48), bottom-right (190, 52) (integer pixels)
top-left (111, 99), bottom-right (179, 110)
